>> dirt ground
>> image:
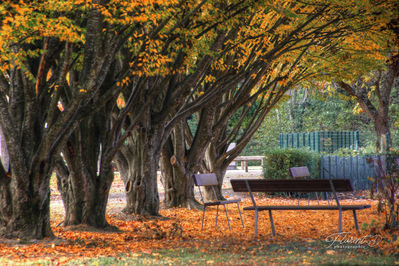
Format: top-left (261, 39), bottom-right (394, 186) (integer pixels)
top-left (49, 168), bottom-right (264, 219)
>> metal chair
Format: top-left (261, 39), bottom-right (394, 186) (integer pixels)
top-left (193, 173), bottom-right (244, 231)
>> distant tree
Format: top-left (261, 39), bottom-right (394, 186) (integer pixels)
top-left (319, 4), bottom-right (399, 153)
top-left (337, 55), bottom-right (399, 153)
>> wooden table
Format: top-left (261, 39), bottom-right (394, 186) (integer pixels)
top-left (233, 156), bottom-right (265, 172)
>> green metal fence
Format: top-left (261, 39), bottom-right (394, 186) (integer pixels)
top-left (279, 131), bottom-right (359, 153)
top-left (320, 155), bottom-right (374, 190)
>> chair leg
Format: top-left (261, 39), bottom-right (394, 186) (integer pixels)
top-left (254, 209), bottom-right (258, 236)
top-left (223, 205), bottom-right (232, 231)
top-left (237, 202), bottom-right (244, 228)
top-left (338, 210), bottom-right (342, 233)
top-left (269, 210), bottom-right (276, 236)
top-left (353, 210), bottom-right (360, 233)
top-left (201, 206), bottom-right (206, 230)
top-left (215, 205), bottom-right (219, 227)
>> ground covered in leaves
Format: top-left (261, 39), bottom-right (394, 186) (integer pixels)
top-left (0, 173), bottom-right (398, 265)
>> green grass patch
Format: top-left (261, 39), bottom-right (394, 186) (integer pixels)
top-left (66, 241), bottom-right (398, 265)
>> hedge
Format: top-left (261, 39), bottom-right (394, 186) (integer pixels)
top-left (263, 148), bottom-right (321, 179)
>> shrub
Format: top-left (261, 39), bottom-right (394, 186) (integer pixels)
top-left (263, 148), bottom-right (321, 179)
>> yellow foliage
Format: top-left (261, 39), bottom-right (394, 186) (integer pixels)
top-left (353, 103), bottom-right (365, 115)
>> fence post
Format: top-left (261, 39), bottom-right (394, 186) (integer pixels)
top-left (354, 131), bottom-right (359, 150)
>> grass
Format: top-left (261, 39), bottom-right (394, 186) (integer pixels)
top-left (65, 241), bottom-right (397, 265)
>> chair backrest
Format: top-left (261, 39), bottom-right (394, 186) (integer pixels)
top-left (230, 179), bottom-right (354, 193)
top-left (193, 173), bottom-right (219, 203)
top-left (193, 173), bottom-right (219, 186)
top-left (289, 166), bottom-right (310, 178)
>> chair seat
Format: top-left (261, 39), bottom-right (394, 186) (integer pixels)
top-left (204, 199), bottom-right (241, 206)
top-left (243, 204), bottom-right (371, 211)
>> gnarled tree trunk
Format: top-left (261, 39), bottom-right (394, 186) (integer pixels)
top-left (55, 112), bottom-right (115, 228)
top-left (160, 122), bottom-right (199, 209)
top-left (115, 126), bottom-right (161, 216)
top-left (0, 172), bottom-right (53, 239)
top-left (0, 133), bottom-right (53, 239)
top-left (160, 105), bottom-right (217, 208)
top-left (55, 155), bottom-right (114, 228)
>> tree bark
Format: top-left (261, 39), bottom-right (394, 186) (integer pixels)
top-left (0, 175), bottom-right (53, 239)
top-left (55, 155), bottom-right (114, 228)
top-left (160, 122), bottom-right (200, 209)
top-left (374, 117), bottom-right (391, 154)
top-left (55, 111), bottom-right (115, 228)
top-left (160, 103), bottom-right (219, 209)
top-left (0, 145), bottom-right (53, 239)
top-left (204, 143), bottom-right (227, 201)
top-left (115, 126), bottom-right (161, 216)
top-left (160, 136), bottom-right (189, 208)
top-left (0, 79), bottom-right (54, 239)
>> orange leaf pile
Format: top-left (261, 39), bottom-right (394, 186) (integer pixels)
top-left (0, 196), bottom-right (397, 264)
top-left (0, 175), bottom-right (398, 264)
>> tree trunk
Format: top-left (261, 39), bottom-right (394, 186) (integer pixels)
top-left (56, 157), bottom-right (114, 227)
top-left (160, 105), bottom-right (218, 209)
top-left (374, 114), bottom-right (391, 154)
top-left (160, 137), bottom-right (188, 208)
top-left (55, 114), bottom-right (115, 228)
top-left (116, 128), bottom-right (160, 216)
top-left (0, 120), bottom-right (54, 239)
top-left (160, 136), bottom-right (199, 209)
top-left (0, 166), bottom-right (53, 239)
top-left (204, 143), bottom-right (227, 201)
top-left (55, 152), bottom-right (83, 226)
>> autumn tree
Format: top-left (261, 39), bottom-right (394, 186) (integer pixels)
top-left (113, 0), bottom-right (269, 215)
top-left (310, 3), bottom-right (398, 153)
top-left (337, 62), bottom-right (398, 153)
top-left (53, 0), bottom-right (180, 227)
top-left (336, 16), bottom-right (399, 153)
top-left (162, 2), bottom-right (399, 206)
top-left (0, 0), bottom-right (173, 238)
top-left (160, 0), bottom-right (392, 206)
top-left (0, 1), bottom-right (97, 239)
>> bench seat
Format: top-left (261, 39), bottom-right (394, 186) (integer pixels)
top-left (243, 204), bottom-right (371, 211)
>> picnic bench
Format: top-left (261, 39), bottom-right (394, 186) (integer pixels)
top-left (230, 179), bottom-right (371, 236)
top-left (233, 156), bottom-right (265, 172)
